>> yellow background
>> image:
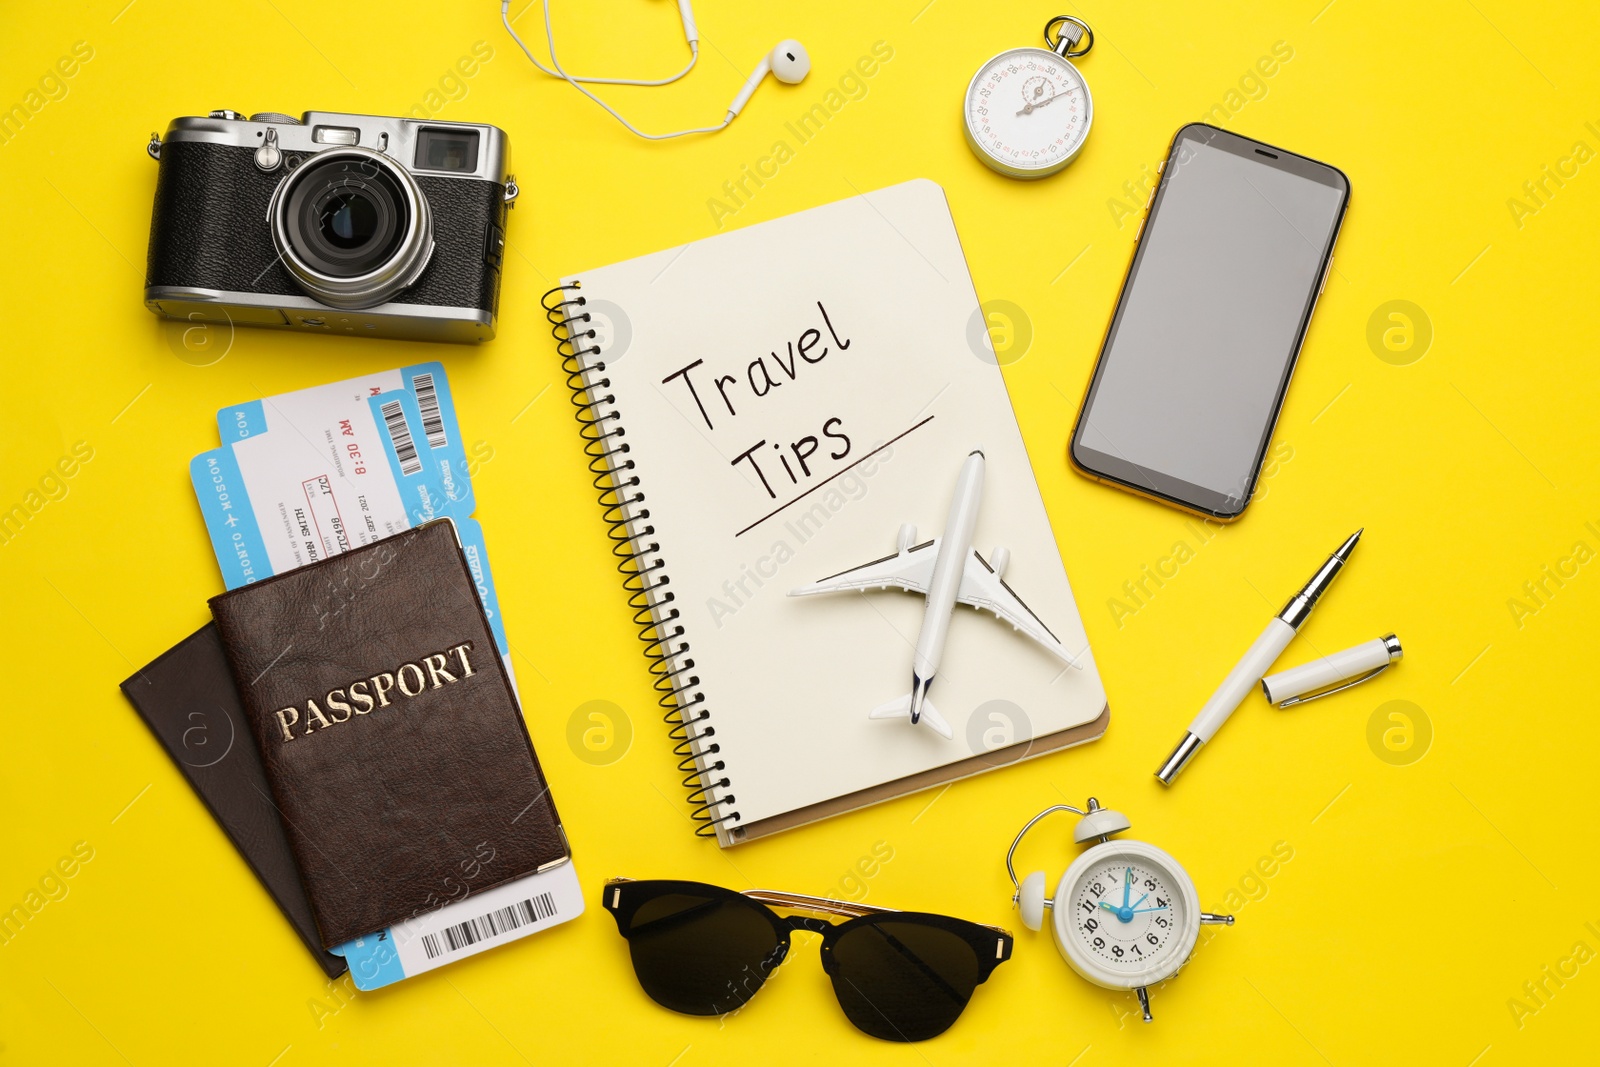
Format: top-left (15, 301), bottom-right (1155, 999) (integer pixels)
top-left (3, 0), bottom-right (1598, 1063)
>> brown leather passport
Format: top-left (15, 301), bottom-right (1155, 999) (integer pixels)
top-left (121, 624), bottom-right (347, 978)
top-left (207, 519), bottom-right (569, 948)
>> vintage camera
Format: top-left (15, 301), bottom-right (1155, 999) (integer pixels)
top-left (145, 110), bottom-right (517, 343)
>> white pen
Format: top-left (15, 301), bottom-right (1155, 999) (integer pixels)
top-left (1155, 529), bottom-right (1363, 784)
top-left (1262, 633), bottom-right (1402, 707)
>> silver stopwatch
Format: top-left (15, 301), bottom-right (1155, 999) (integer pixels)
top-left (963, 16), bottom-right (1095, 179)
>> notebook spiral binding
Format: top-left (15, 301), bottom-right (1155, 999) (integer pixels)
top-left (543, 284), bottom-right (739, 838)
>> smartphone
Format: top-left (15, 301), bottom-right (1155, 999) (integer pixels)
top-left (1069, 124), bottom-right (1349, 519)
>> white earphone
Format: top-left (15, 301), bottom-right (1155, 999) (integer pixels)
top-left (501, 1), bottom-right (810, 140)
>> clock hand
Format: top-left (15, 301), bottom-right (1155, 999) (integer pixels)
top-left (1099, 896), bottom-right (1147, 924)
top-left (1014, 86), bottom-right (1081, 116)
top-left (1128, 905), bottom-right (1169, 914)
top-left (1130, 892), bottom-right (1149, 910)
top-left (1123, 868), bottom-right (1131, 909)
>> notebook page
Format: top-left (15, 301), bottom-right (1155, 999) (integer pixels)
top-left (562, 180), bottom-right (1105, 831)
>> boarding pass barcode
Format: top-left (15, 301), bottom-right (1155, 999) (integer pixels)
top-left (411, 372), bottom-right (448, 450)
top-left (379, 400), bottom-right (423, 476)
top-left (420, 892), bottom-right (558, 959)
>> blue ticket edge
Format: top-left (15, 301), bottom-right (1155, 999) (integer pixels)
top-left (452, 517), bottom-right (508, 657)
top-left (362, 387), bottom-right (457, 524)
top-left (331, 928), bottom-right (407, 990)
top-left (189, 447), bottom-right (273, 588)
top-left (399, 363), bottom-right (475, 517)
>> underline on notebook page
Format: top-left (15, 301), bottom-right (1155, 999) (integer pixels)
top-left (733, 416), bottom-right (935, 538)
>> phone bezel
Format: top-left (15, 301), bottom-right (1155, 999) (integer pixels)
top-left (1068, 123), bottom-right (1350, 520)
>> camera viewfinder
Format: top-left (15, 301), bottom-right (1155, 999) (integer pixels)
top-left (415, 128), bottom-right (480, 173)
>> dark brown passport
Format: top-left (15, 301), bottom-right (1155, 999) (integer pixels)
top-left (121, 625), bottom-right (347, 978)
top-left (207, 519), bottom-right (569, 949)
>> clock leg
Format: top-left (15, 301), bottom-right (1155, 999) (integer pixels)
top-left (1201, 913), bottom-right (1235, 925)
top-left (1135, 986), bottom-right (1152, 1023)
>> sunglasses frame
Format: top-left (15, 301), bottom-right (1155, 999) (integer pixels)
top-left (603, 878), bottom-right (1013, 1033)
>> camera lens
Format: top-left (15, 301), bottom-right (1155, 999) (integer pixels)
top-left (295, 174), bottom-right (400, 276)
top-left (284, 155), bottom-right (408, 281)
top-left (321, 191), bottom-right (379, 248)
top-left (270, 148), bottom-right (434, 310)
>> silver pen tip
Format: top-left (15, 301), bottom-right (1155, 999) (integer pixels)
top-left (1334, 529), bottom-right (1362, 561)
top-left (1155, 732), bottom-right (1204, 785)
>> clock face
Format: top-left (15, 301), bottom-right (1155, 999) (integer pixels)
top-left (963, 47), bottom-right (1092, 178)
top-left (1050, 841), bottom-right (1200, 989)
top-left (1068, 860), bottom-right (1180, 970)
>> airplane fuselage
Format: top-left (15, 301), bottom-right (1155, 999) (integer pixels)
top-left (909, 450), bottom-right (985, 724)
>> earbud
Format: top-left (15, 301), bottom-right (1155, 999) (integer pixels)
top-left (726, 40), bottom-right (811, 120)
top-left (675, 0), bottom-right (698, 45)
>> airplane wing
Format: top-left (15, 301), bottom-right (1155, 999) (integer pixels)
top-left (789, 539), bottom-right (940, 597)
top-left (956, 550), bottom-right (1080, 667)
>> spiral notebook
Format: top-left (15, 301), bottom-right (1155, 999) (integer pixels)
top-left (547, 179), bottom-right (1108, 846)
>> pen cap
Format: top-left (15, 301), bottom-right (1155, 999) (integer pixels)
top-left (1261, 634), bottom-right (1402, 706)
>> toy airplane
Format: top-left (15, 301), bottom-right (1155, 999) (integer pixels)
top-left (789, 450), bottom-right (1078, 739)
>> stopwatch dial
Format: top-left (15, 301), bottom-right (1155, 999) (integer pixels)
top-left (1068, 860), bottom-right (1182, 971)
top-left (965, 48), bottom-right (1090, 174)
top-left (1019, 76), bottom-right (1056, 108)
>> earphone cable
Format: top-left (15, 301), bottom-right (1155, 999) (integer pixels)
top-left (504, 0), bottom-right (731, 139)
top-left (501, 0), bottom-right (698, 85)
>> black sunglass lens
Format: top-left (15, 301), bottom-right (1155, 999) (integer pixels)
top-left (624, 891), bottom-right (782, 1017)
top-left (829, 920), bottom-right (981, 1042)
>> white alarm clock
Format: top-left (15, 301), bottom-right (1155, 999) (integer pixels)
top-left (962, 16), bottom-right (1095, 179)
top-left (1005, 799), bottom-right (1233, 1022)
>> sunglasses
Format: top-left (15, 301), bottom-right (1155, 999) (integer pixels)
top-left (602, 878), bottom-right (1012, 1042)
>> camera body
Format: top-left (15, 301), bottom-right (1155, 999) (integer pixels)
top-left (145, 110), bottom-right (515, 344)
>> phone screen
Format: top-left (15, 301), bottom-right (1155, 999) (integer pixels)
top-left (1071, 125), bottom-right (1348, 517)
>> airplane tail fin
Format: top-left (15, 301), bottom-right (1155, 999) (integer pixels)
top-left (869, 693), bottom-right (953, 740)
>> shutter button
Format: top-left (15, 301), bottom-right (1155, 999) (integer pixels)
top-left (255, 127), bottom-right (283, 172)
